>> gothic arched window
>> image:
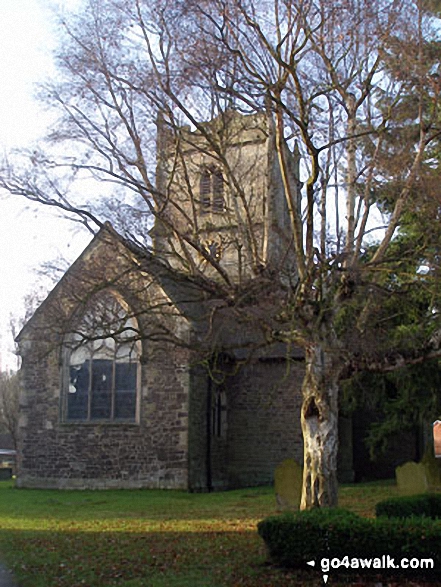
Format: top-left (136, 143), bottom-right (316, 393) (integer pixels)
top-left (199, 167), bottom-right (225, 213)
top-left (64, 293), bottom-right (140, 423)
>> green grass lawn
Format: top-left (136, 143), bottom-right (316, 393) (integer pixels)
top-left (0, 479), bottom-right (405, 586)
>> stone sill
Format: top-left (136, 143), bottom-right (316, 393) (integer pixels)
top-left (60, 420), bottom-right (140, 427)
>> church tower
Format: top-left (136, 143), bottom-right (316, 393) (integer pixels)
top-left (153, 110), bottom-right (301, 283)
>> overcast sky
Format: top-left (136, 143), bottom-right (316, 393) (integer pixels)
top-left (0, 0), bottom-right (90, 371)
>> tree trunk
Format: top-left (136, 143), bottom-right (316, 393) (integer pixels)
top-left (300, 342), bottom-right (341, 510)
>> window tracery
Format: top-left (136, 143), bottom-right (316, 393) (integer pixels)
top-left (64, 293), bottom-right (140, 423)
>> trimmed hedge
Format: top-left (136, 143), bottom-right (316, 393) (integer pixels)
top-left (257, 508), bottom-right (441, 578)
top-left (376, 493), bottom-right (441, 519)
top-left (258, 509), bottom-right (367, 568)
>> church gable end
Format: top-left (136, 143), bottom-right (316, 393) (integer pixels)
top-left (17, 234), bottom-right (191, 490)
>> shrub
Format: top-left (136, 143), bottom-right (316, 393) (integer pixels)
top-left (257, 509), bottom-right (365, 567)
top-left (257, 508), bottom-right (441, 579)
top-left (376, 493), bottom-right (441, 519)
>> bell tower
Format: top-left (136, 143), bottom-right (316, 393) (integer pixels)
top-left (153, 110), bottom-right (301, 282)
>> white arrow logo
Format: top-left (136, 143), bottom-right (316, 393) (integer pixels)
top-left (306, 560), bottom-right (329, 584)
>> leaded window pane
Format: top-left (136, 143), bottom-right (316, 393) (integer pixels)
top-left (115, 363), bottom-right (137, 419)
top-left (67, 362), bottom-right (90, 420)
top-left (90, 359), bottom-right (112, 419)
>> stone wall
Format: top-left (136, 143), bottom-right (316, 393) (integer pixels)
top-left (16, 234), bottom-right (193, 490)
top-left (187, 364), bottom-right (210, 491)
top-left (226, 357), bottom-right (304, 488)
top-left (17, 336), bottom-right (306, 491)
top-left (17, 334), bottom-right (191, 490)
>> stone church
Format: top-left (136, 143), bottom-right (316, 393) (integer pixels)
top-left (16, 111), bottom-right (308, 491)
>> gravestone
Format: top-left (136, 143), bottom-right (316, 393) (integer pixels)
top-left (274, 458), bottom-right (303, 510)
top-left (395, 461), bottom-right (428, 495)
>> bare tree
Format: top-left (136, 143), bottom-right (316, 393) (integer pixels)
top-left (1, 0), bottom-right (441, 508)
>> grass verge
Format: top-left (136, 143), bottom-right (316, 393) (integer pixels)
top-left (0, 479), bottom-right (424, 586)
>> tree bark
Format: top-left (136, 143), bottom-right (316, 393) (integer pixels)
top-left (300, 342), bottom-right (341, 509)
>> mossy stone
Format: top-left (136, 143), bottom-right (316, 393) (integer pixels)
top-left (274, 459), bottom-right (303, 510)
top-left (396, 461), bottom-right (428, 496)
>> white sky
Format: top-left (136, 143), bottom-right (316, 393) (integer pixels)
top-left (0, 0), bottom-right (91, 371)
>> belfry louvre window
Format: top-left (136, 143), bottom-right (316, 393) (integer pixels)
top-left (199, 167), bottom-right (225, 212)
top-left (65, 293), bottom-right (140, 423)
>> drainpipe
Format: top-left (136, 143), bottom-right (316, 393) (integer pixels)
top-left (206, 372), bottom-right (213, 492)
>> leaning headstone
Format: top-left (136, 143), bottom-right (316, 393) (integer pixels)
top-left (274, 459), bottom-right (303, 510)
top-left (396, 461), bottom-right (428, 495)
